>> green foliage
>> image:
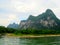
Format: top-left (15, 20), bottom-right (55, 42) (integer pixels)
top-left (0, 26), bottom-right (16, 34)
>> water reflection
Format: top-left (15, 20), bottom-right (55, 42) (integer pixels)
top-left (0, 37), bottom-right (19, 45)
top-left (0, 36), bottom-right (60, 45)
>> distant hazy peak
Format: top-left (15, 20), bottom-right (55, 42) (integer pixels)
top-left (7, 23), bottom-right (18, 29)
top-left (13, 23), bottom-right (16, 24)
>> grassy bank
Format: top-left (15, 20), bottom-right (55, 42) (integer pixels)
top-left (4, 33), bottom-right (60, 38)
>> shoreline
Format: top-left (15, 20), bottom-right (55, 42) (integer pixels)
top-left (3, 34), bottom-right (60, 38)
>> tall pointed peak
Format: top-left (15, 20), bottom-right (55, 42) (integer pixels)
top-left (45, 9), bottom-right (56, 16)
top-left (46, 9), bottom-right (53, 13)
top-left (46, 9), bottom-right (52, 12)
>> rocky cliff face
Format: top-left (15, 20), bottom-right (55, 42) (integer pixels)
top-left (19, 9), bottom-right (60, 30)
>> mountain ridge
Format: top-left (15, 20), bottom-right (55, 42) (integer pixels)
top-left (19, 9), bottom-right (60, 30)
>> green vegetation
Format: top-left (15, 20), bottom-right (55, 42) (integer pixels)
top-left (0, 26), bottom-right (60, 35)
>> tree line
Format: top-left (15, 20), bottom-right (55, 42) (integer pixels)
top-left (0, 26), bottom-right (60, 35)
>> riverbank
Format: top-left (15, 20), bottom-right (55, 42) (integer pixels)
top-left (3, 33), bottom-right (60, 38)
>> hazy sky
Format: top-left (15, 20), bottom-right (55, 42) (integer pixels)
top-left (0, 0), bottom-right (60, 26)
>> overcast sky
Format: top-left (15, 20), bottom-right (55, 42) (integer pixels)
top-left (0, 0), bottom-right (60, 26)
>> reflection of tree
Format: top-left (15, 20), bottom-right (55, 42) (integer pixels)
top-left (19, 37), bottom-right (60, 45)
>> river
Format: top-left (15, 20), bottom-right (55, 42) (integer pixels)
top-left (0, 36), bottom-right (60, 45)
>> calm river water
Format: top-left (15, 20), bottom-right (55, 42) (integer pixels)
top-left (0, 36), bottom-right (60, 45)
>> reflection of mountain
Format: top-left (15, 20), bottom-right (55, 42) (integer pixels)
top-left (7, 23), bottom-right (18, 29)
top-left (19, 9), bottom-right (60, 30)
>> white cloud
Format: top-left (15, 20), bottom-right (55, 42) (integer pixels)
top-left (0, 0), bottom-right (60, 26)
top-left (10, 0), bottom-right (37, 12)
top-left (8, 14), bottom-right (20, 24)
